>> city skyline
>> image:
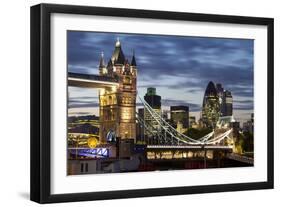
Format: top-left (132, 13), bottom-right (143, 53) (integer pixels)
top-left (68, 31), bottom-right (254, 123)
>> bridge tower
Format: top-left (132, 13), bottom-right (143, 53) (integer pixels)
top-left (99, 39), bottom-right (137, 143)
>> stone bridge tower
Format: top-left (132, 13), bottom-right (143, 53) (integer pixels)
top-left (98, 39), bottom-right (137, 143)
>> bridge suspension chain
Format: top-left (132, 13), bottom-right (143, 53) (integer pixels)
top-left (137, 93), bottom-right (233, 146)
top-left (203, 129), bottom-right (233, 145)
top-left (136, 111), bottom-right (167, 144)
top-left (138, 95), bottom-right (203, 144)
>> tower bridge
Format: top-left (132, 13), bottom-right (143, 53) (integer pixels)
top-left (68, 39), bottom-right (234, 147)
top-left (69, 39), bottom-right (137, 143)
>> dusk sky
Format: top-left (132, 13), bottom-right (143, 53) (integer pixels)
top-left (67, 31), bottom-right (254, 123)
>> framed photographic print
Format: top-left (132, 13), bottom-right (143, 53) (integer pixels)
top-left (30, 3), bottom-right (274, 203)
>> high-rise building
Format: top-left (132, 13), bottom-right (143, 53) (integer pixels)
top-left (216, 83), bottom-right (224, 115)
top-left (189, 116), bottom-right (196, 127)
top-left (202, 81), bottom-right (234, 128)
top-left (215, 83), bottom-right (233, 117)
top-left (230, 121), bottom-right (240, 138)
top-left (137, 108), bottom-right (144, 120)
top-left (144, 88), bottom-right (161, 134)
top-left (162, 109), bottom-right (170, 121)
top-left (243, 113), bottom-right (254, 134)
top-left (201, 81), bottom-right (220, 128)
top-left (216, 83), bottom-right (224, 101)
top-left (222, 90), bottom-right (233, 116)
top-left (144, 88), bottom-right (161, 108)
top-left (170, 106), bottom-right (189, 133)
top-left (98, 39), bottom-right (137, 142)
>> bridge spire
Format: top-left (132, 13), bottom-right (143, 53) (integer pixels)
top-left (111, 37), bottom-right (125, 65)
top-left (99, 51), bottom-right (105, 68)
top-left (99, 51), bottom-right (107, 75)
top-left (131, 49), bottom-right (137, 66)
top-left (115, 37), bottom-right (121, 47)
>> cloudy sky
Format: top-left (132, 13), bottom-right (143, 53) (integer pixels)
top-left (68, 31), bottom-right (254, 123)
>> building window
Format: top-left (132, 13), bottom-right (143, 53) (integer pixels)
top-left (124, 76), bottom-right (131, 84)
top-left (108, 96), bottom-right (112, 105)
top-left (80, 163), bottom-right (84, 172)
top-left (85, 163), bottom-right (88, 172)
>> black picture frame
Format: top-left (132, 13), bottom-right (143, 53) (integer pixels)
top-left (30, 3), bottom-right (274, 204)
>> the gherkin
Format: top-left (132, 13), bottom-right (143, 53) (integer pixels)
top-left (201, 81), bottom-right (220, 128)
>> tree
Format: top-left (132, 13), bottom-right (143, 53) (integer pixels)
top-left (184, 128), bottom-right (212, 140)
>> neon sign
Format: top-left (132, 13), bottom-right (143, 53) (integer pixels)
top-left (70, 148), bottom-right (109, 158)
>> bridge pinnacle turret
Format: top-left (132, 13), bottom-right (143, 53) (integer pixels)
top-left (99, 51), bottom-right (105, 68)
top-left (131, 50), bottom-right (137, 67)
top-left (111, 38), bottom-right (125, 65)
top-left (99, 51), bottom-right (107, 75)
top-left (115, 37), bottom-right (121, 47)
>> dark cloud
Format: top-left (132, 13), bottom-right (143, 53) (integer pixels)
top-left (234, 99), bottom-right (253, 104)
top-left (161, 99), bottom-right (201, 111)
top-left (68, 31), bottom-right (253, 94)
top-left (68, 97), bottom-right (99, 108)
top-left (67, 31), bottom-right (254, 118)
top-left (233, 99), bottom-right (253, 111)
top-left (70, 96), bottom-right (98, 101)
top-left (68, 102), bottom-right (99, 108)
top-left (68, 111), bottom-right (95, 116)
top-left (233, 105), bottom-right (254, 110)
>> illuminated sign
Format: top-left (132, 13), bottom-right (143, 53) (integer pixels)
top-left (70, 148), bottom-right (109, 158)
top-left (87, 137), bottom-right (98, 148)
